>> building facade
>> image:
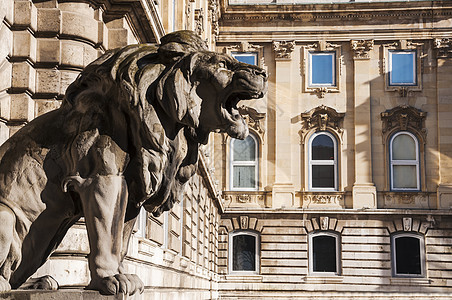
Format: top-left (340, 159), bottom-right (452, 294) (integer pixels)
top-left (1, 0), bottom-right (452, 299)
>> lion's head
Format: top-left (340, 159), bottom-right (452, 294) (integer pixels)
top-left (153, 31), bottom-right (268, 143)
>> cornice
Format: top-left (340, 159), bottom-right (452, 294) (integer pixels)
top-left (220, 1), bottom-right (452, 23)
top-left (71, 0), bottom-right (164, 43)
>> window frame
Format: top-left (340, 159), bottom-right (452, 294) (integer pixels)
top-left (308, 131), bottom-right (338, 191)
top-left (228, 230), bottom-right (260, 274)
top-left (308, 51), bottom-right (336, 87)
top-left (389, 131), bottom-right (420, 191)
top-left (383, 42), bottom-right (423, 92)
top-left (308, 231), bottom-right (341, 276)
top-left (302, 43), bottom-right (341, 96)
top-left (229, 134), bottom-right (259, 191)
top-left (391, 232), bottom-right (425, 278)
top-left (388, 50), bottom-right (417, 86)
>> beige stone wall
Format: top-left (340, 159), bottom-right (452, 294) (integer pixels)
top-left (215, 1), bottom-right (452, 297)
top-left (219, 212), bottom-right (452, 296)
top-left (215, 1), bottom-right (452, 210)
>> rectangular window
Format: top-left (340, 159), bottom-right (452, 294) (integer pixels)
top-left (232, 52), bottom-right (258, 65)
top-left (309, 52), bottom-right (335, 86)
top-left (309, 232), bottom-right (341, 275)
top-left (389, 51), bottom-right (417, 86)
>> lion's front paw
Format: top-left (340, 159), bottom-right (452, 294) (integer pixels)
top-left (19, 275), bottom-right (59, 290)
top-left (87, 274), bottom-right (144, 295)
top-left (0, 276), bottom-right (11, 292)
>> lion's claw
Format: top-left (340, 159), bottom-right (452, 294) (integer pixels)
top-left (0, 276), bottom-right (11, 292)
top-left (88, 274), bottom-right (144, 295)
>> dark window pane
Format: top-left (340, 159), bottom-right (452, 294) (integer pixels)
top-left (233, 136), bottom-right (256, 161)
top-left (313, 235), bottom-right (337, 272)
top-left (233, 235), bottom-right (256, 271)
top-left (395, 236), bottom-right (421, 275)
top-left (312, 165), bottom-right (334, 188)
top-left (312, 135), bottom-right (334, 160)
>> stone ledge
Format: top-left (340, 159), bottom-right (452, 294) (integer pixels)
top-left (1, 290), bottom-right (129, 300)
top-left (1, 288), bottom-right (213, 300)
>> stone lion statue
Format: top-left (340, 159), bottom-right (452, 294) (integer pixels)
top-left (0, 30), bottom-right (267, 295)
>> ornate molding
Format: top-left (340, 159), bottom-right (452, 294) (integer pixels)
top-left (222, 191), bottom-right (268, 207)
top-left (227, 42), bottom-right (263, 53)
top-left (238, 105), bottom-right (266, 135)
top-left (380, 105), bottom-right (427, 139)
top-left (350, 40), bottom-right (374, 60)
top-left (434, 38), bottom-right (452, 58)
top-left (302, 192), bottom-right (345, 208)
top-left (300, 105), bottom-right (345, 134)
top-left (273, 41), bottom-right (295, 60)
top-left (208, 0), bottom-right (220, 39)
top-left (302, 42), bottom-right (342, 98)
top-left (194, 8), bottom-right (204, 36)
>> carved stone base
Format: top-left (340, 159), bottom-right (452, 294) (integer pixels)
top-left (437, 184), bottom-right (452, 209)
top-left (352, 184), bottom-right (377, 209)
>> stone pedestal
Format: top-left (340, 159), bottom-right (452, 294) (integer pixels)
top-left (437, 184), bottom-right (452, 209)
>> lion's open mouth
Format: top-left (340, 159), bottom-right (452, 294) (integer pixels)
top-left (220, 91), bottom-right (264, 139)
top-left (223, 91), bottom-right (263, 119)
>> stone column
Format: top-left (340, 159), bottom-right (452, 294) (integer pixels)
top-left (270, 41), bottom-right (295, 208)
top-left (434, 38), bottom-right (452, 209)
top-left (350, 40), bottom-right (377, 209)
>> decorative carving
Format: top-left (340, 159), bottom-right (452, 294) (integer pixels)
top-left (194, 8), bottom-right (204, 36)
top-left (383, 192), bottom-right (429, 209)
top-left (238, 105), bottom-right (266, 135)
top-left (0, 31), bottom-right (267, 294)
top-left (314, 87), bottom-right (328, 98)
top-left (222, 191), bottom-right (268, 207)
top-left (227, 42), bottom-right (263, 53)
top-left (301, 105), bottom-right (345, 134)
top-left (381, 105), bottom-right (427, 138)
top-left (320, 217), bottom-right (329, 230)
top-left (240, 216), bottom-right (249, 229)
top-left (237, 194), bottom-right (251, 203)
top-left (273, 41), bottom-right (295, 60)
top-left (434, 38), bottom-right (452, 58)
top-left (350, 40), bottom-right (374, 60)
top-left (208, 0), bottom-right (220, 39)
top-left (403, 217), bottom-right (412, 232)
top-left (303, 194), bottom-right (343, 206)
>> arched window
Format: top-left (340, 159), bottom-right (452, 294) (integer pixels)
top-left (391, 232), bottom-right (425, 277)
top-left (230, 134), bottom-right (258, 190)
top-left (309, 231), bottom-right (341, 275)
top-left (229, 231), bottom-right (259, 273)
top-left (308, 132), bottom-right (338, 190)
top-left (389, 131), bottom-right (420, 191)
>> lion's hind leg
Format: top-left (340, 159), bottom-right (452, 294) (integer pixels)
top-left (0, 203), bottom-right (16, 292)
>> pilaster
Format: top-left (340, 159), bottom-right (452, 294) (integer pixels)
top-left (434, 38), bottom-right (452, 209)
top-left (351, 40), bottom-right (377, 209)
top-left (271, 40), bottom-right (295, 208)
